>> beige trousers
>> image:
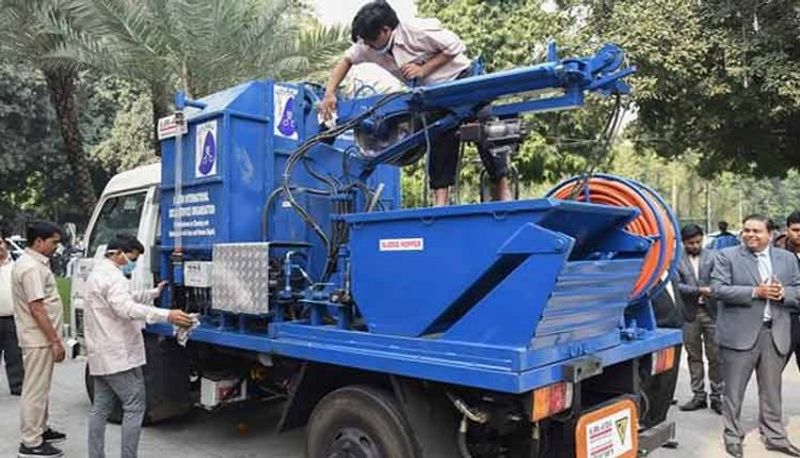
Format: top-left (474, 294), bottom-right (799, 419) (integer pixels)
top-left (20, 346), bottom-right (53, 447)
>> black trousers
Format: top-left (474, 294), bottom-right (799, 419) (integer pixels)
top-left (0, 315), bottom-right (23, 394)
top-left (427, 69), bottom-right (509, 190)
top-left (787, 313), bottom-right (800, 371)
top-left (428, 127), bottom-right (509, 189)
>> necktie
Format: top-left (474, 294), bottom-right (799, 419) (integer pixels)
top-left (757, 251), bottom-right (772, 321)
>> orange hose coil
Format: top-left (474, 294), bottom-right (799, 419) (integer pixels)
top-left (551, 177), bottom-right (676, 298)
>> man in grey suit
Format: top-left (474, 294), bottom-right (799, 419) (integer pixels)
top-left (676, 224), bottom-right (722, 414)
top-left (711, 214), bottom-right (800, 458)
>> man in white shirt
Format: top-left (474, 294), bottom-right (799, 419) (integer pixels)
top-left (319, 0), bottom-right (512, 206)
top-left (676, 224), bottom-right (722, 414)
top-left (84, 234), bottom-right (192, 458)
top-left (0, 237), bottom-right (23, 395)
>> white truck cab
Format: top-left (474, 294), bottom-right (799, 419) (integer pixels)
top-left (69, 163), bottom-right (161, 349)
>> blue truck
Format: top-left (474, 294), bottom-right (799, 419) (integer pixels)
top-left (69, 43), bottom-right (683, 457)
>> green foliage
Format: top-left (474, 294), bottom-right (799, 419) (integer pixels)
top-left (415, 0), bottom-right (622, 189)
top-left (574, 0), bottom-right (800, 176)
top-left (67, 0), bottom-right (349, 98)
top-left (0, 59), bottom-right (73, 225)
top-left (80, 76), bottom-right (156, 172)
top-left (0, 0), bottom-right (351, 229)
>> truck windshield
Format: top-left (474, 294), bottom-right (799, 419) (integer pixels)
top-left (87, 192), bottom-right (147, 257)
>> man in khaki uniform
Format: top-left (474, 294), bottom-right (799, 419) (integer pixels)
top-left (11, 221), bottom-right (67, 458)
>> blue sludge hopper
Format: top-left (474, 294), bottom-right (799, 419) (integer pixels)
top-left (344, 199), bottom-right (652, 370)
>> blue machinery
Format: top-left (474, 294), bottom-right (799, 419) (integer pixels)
top-left (149, 43), bottom-right (681, 395)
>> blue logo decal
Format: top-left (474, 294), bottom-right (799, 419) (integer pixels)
top-left (199, 131), bottom-right (216, 175)
top-left (278, 97), bottom-right (296, 137)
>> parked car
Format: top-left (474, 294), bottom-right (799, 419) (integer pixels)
top-left (4, 236), bottom-right (25, 260)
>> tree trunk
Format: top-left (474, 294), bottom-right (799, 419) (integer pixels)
top-left (150, 81), bottom-right (172, 154)
top-left (43, 69), bottom-right (97, 224)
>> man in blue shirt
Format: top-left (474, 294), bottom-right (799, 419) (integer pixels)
top-left (708, 221), bottom-right (740, 250)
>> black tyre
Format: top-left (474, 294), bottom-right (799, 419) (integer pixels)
top-left (306, 385), bottom-right (420, 458)
top-left (638, 345), bottom-right (682, 429)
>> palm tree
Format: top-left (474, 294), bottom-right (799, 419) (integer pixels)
top-left (0, 0), bottom-right (98, 220)
top-left (66, 0), bottom-right (350, 146)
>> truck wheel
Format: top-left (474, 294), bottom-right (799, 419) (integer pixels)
top-left (638, 346), bottom-right (682, 429)
top-left (84, 363), bottom-right (123, 424)
top-left (306, 385), bottom-right (419, 458)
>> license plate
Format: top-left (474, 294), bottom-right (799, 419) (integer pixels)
top-left (575, 398), bottom-right (638, 458)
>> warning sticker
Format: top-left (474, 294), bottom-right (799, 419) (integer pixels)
top-left (575, 399), bottom-right (638, 458)
top-left (157, 114), bottom-right (187, 140)
top-left (584, 407), bottom-right (633, 458)
top-left (615, 417), bottom-right (629, 444)
top-left (379, 238), bottom-right (424, 252)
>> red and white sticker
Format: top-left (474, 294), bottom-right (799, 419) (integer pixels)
top-left (157, 114), bottom-right (188, 140)
top-left (575, 399), bottom-right (638, 458)
top-left (379, 238), bottom-right (424, 252)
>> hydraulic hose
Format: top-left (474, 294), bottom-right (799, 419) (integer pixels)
top-left (547, 174), bottom-right (679, 300)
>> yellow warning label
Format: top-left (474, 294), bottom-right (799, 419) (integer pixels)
top-left (615, 417), bottom-right (629, 445)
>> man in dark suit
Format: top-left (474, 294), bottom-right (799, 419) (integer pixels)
top-left (676, 224), bottom-right (722, 414)
top-left (711, 214), bottom-right (800, 458)
top-left (775, 211), bottom-right (800, 372)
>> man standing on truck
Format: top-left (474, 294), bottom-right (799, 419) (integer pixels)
top-left (84, 234), bottom-right (193, 458)
top-left (676, 224), bottom-right (722, 414)
top-left (318, 0), bottom-right (512, 206)
top-left (0, 237), bottom-right (24, 396)
top-left (12, 221), bottom-right (68, 458)
top-left (711, 214), bottom-right (800, 458)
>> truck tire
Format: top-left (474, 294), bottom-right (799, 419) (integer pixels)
top-left (306, 385), bottom-right (420, 458)
top-left (638, 345), bottom-right (682, 429)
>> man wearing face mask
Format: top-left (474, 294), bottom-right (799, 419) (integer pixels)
top-left (319, 0), bottom-right (512, 206)
top-left (83, 234), bottom-right (193, 458)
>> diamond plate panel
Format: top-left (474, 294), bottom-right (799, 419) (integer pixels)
top-left (212, 243), bottom-right (270, 314)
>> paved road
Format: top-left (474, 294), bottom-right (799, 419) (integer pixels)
top-left (1, 355), bottom-right (800, 457)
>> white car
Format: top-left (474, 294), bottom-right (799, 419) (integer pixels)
top-left (4, 236), bottom-right (25, 260)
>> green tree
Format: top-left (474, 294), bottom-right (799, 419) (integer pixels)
top-left (0, 59), bottom-right (85, 226)
top-left (0, 0), bottom-right (98, 221)
top-left (566, 0), bottom-right (800, 177)
top-left (416, 0), bottom-right (624, 188)
top-left (67, 0), bottom-right (349, 148)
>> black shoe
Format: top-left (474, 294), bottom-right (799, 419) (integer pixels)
top-left (10, 390), bottom-right (21, 396)
top-left (724, 442), bottom-right (743, 458)
top-left (18, 442), bottom-right (63, 458)
top-left (42, 428), bottom-right (66, 444)
top-left (710, 398), bottom-right (723, 415)
top-left (679, 396), bottom-right (708, 411)
top-left (764, 441), bottom-right (800, 457)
